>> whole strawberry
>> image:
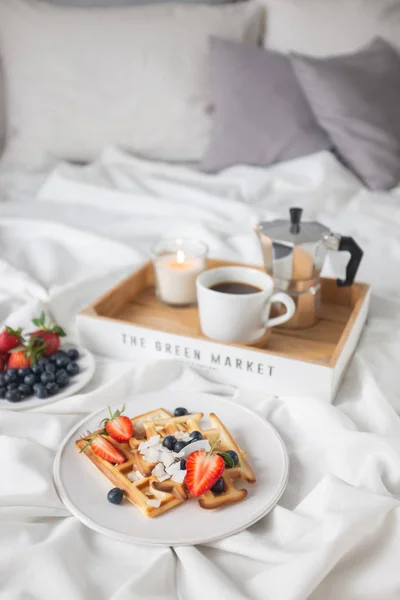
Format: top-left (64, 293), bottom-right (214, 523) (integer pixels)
top-left (0, 356), bottom-right (5, 372)
top-left (101, 405), bottom-right (133, 443)
top-left (30, 311), bottom-right (66, 356)
top-left (0, 327), bottom-right (24, 354)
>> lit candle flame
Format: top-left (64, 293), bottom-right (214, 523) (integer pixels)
top-left (176, 249), bottom-right (185, 264)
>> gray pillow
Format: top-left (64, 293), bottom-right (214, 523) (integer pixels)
top-left (291, 38), bottom-right (400, 190)
top-left (44, 0), bottom-right (233, 5)
top-left (0, 63), bottom-right (4, 157)
top-left (201, 38), bottom-right (331, 172)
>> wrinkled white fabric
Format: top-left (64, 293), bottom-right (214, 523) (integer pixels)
top-left (0, 147), bottom-right (400, 599)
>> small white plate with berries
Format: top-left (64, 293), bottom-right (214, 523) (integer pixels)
top-left (0, 312), bottom-right (96, 410)
top-left (53, 392), bottom-right (289, 546)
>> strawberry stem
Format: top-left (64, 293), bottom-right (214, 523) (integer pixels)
top-left (5, 326), bottom-right (24, 341)
top-left (31, 312), bottom-right (66, 336)
top-left (207, 439), bottom-right (221, 456)
top-left (79, 430), bottom-right (101, 453)
top-left (100, 405), bottom-right (126, 427)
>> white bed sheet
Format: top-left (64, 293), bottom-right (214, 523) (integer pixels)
top-left (1, 147), bottom-right (400, 600)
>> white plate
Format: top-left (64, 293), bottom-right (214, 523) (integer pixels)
top-left (54, 392), bottom-right (289, 546)
top-left (0, 345), bottom-right (96, 411)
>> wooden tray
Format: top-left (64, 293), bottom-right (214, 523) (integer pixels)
top-left (77, 259), bottom-right (371, 402)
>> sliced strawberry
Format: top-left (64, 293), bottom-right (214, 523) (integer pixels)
top-left (102, 405), bottom-right (133, 443)
top-left (30, 311), bottom-right (66, 356)
top-left (81, 434), bottom-right (126, 465)
top-left (7, 337), bottom-right (46, 369)
top-left (185, 450), bottom-right (225, 497)
top-left (106, 416), bottom-right (133, 442)
top-left (7, 350), bottom-right (30, 369)
top-left (0, 327), bottom-right (24, 354)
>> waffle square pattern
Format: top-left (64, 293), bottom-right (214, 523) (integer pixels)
top-left (76, 408), bottom-right (256, 518)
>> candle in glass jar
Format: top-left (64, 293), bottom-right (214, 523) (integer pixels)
top-left (152, 240), bottom-right (208, 306)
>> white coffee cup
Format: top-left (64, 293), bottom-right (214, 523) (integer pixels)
top-left (196, 266), bottom-right (296, 343)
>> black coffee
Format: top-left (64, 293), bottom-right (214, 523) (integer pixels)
top-left (210, 281), bottom-right (262, 295)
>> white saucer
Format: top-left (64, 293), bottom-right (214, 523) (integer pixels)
top-left (53, 391), bottom-right (289, 546)
top-left (0, 345), bottom-right (96, 411)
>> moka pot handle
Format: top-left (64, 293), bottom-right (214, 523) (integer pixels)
top-left (337, 236), bottom-right (364, 287)
top-left (324, 233), bottom-right (364, 287)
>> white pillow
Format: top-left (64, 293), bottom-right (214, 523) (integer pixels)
top-left (0, 73), bottom-right (4, 158)
top-left (0, 0), bottom-right (263, 168)
top-left (263, 0), bottom-right (400, 56)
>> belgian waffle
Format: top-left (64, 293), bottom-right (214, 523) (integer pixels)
top-left (76, 408), bottom-right (256, 518)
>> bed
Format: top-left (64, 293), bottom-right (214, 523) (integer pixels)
top-left (1, 0), bottom-right (400, 598)
top-left (1, 146), bottom-right (400, 599)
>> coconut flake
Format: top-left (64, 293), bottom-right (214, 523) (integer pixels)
top-left (127, 471), bottom-right (139, 482)
top-left (175, 431), bottom-right (191, 442)
top-left (172, 469), bottom-right (186, 484)
top-left (134, 421), bottom-right (145, 435)
top-left (160, 451), bottom-right (175, 469)
top-left (151, 463), bottom-right (171, 482)
top-left (152, 463), bottom-right (165, 476)
top-left (143, 447), bottom-right (161, 463)
top-left (146, 498), bottom-right (161, 508)
top-left (178, 439), bottom-right (211, 459)
top-left (154, 425), bottom-right (164, 432)
top-left (166, 461), bottom-right (182, 476)
top-left (135, 470), bottom-right (144, 480)
top-left (138, 435), bottom-right (160, 451)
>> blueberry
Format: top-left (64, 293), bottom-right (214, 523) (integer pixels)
top-left (66, 362), bottom-right (80, 376)
top-left (0, 386), bottom-right (6, 399)
top-left (107, 488), bottom-right (124, 505)
top-left (45, 382), bottom-right (60, 396)
top-left (24, 373), bottom-right (37, 387)
top-left (67, 348), bottom-right (79, 361)
top-left (6, 389), bottom-right (23, 403)
top-left (225, 450), bottom-right (239, 467)
top-left (38, 358), bottom-right (49, 368)
top-left (41, 371), bottom-right (55, 384)
top-left (4, 371), bottom-right (17, 384)
top-left (56, 356), bottom-right (70, 368)
top-left (7, 382), bottom-right (18, 391)
top-left (54, 350), bottom-right (69, 359)
top-left (173, 441), bottom-right (188, 453)
top-left (162, 435), bottom-right (177, 451)
top-left (211, 478), bottom-right (224, 494)
top-left (56, 372), bottom-right (69, 388)
top-left (189, 431), bottom-right (203, 442)
top-left (0, 373), bottom-right (5, 386)
top-left (33, 384), bottom-right (48, 399)
top-left (180, 459), bottom-right (187, 470)
top-left (32, 364), bottom-right (44, 375)
top-left (18, 383), bottom-right (32, 397)
top-left (174, 407), bottom-right (189, 417)
top-left (45, 363), bottom-right (56, 373)
top-left (18, 367), bottom-right (31, 377)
